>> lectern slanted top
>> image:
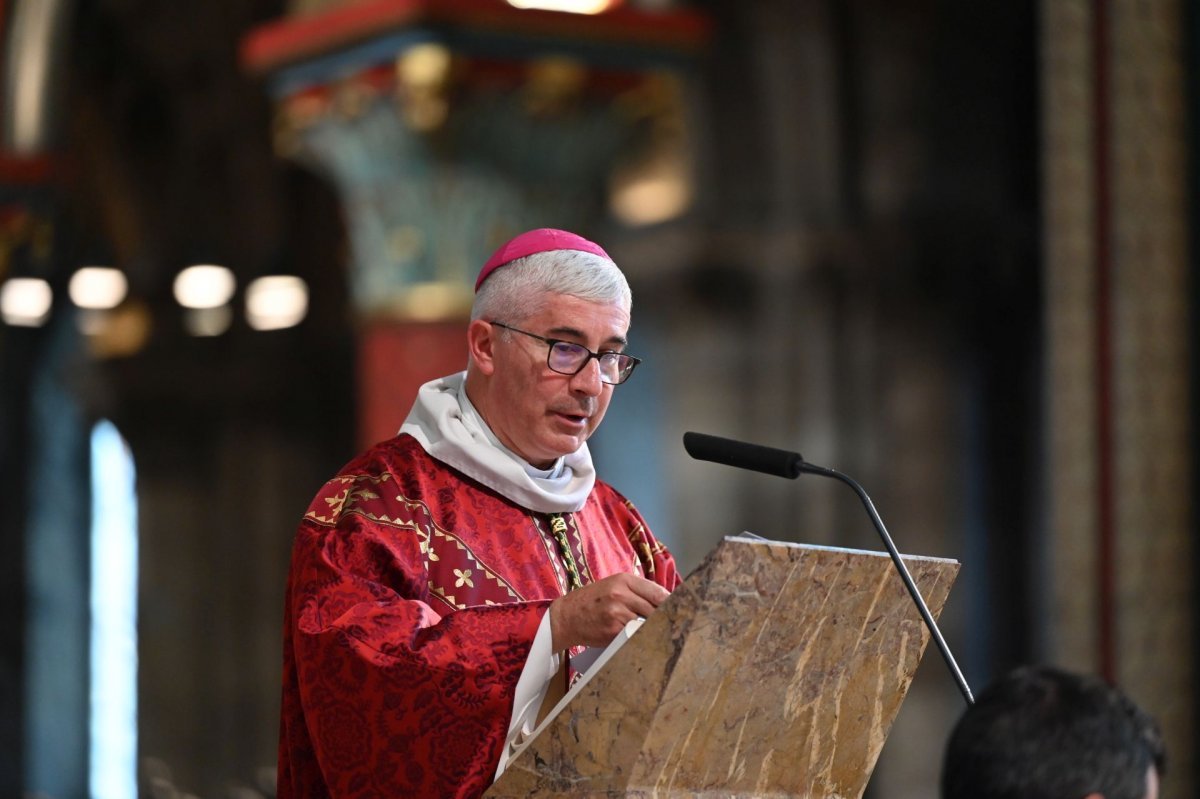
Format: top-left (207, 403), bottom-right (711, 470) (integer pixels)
top-left (486, 535), bottom-right (960, 798)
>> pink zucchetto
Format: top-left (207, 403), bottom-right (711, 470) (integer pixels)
top-left (474, 228), bottom-right (611, 292)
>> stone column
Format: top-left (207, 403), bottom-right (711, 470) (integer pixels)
top-left (1042, 0), bottom-right (1192, 788)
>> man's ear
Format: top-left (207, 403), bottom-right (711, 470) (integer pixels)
top-left (467, 319), bottom-right (497, 375)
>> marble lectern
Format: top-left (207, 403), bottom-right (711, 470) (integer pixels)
top-left (486, 535), bottom-right (960, 799)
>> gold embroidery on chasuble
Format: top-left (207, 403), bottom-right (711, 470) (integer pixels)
top-left (531, 515), bottom-right (570, 594)
top-left (425, 523), bottom-right (524, 611)
top-left (563, 513), bottom-right (595, 585)
top-left (302, 472), bottom-right (523, 611)
top-left (304, 473), bottom-right (393, 525)
top-left (548, 515), bottom-right (582, 590)
top-left (535, 513), bottom-right (590, 593)
top-left (618, 497), bottom-right (656, 577)
top-left (624, 519), bottom-right (658, 579)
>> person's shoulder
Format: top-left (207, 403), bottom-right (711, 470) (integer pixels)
top-left (346, 432), bottom-right (431, 469)
top-left (314, 433), bottom-right (439, 492)
top-left (377, 431), bottom-right (429, 457)
top-left (591, 476), bottom-right (622, 497)
top-left (589, 478), bottom-right (642, 516)
top-left (300, 434), bottom-right (446, 527)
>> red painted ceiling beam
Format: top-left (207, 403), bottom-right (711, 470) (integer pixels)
top-left (241, 0), bottom-right (711, 76)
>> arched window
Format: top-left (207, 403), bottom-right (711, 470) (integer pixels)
top-left (89, 419), bottom-right (138, 799)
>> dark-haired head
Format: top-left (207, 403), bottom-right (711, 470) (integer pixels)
top-left (941, 665), bottom-right (1164, 799)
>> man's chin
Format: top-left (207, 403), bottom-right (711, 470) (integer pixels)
top-left (531, 435), bottom-right (585, 464)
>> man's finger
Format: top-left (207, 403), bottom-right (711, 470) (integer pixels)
top-left (625, 575), bottom-right (671, 606)
top-left (623, 594), bottom-right (659, 620)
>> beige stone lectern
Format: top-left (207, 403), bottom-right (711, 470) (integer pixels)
top-left (486, 535), bottom-right (960, 798)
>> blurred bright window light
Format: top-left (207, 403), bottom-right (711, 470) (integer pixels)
top-left (506, 0), bottom-right (616, 13)
top-left (69, 267), bottom-right (128, 310)
top-left (399, 43), bottom-right (452, 87)
top-left (611, 173), bottom-right (691, 227)
top-left (246, 275), bottom-right (308, 331)
top-left (173, 264), bottom-right (235, 309)
top-left (89, 419), bottom-right (138, 799)
top-left (1, 276), bottom-right (52, 326)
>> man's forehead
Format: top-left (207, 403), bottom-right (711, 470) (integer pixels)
top-left (532, 293), bottom-right (630, 335)
top-left (533, 289), bottom-right (628, 312)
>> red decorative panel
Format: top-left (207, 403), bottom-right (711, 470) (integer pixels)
top-left (358, 321), bottom-right (467, 450)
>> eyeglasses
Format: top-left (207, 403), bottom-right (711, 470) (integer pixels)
top-left (490, 321), bottom-right (641, 385)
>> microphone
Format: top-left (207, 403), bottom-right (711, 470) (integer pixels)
top-left (682, 431), bottom-right (804, 478)
top-left (683, 431), bottom-right (974, 706)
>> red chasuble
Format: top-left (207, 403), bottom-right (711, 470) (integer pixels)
top-left (277, 433), bottom-right (680, 799)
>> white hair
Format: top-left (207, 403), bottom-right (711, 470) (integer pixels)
top-left (470, 249), bottom-right (632, 324)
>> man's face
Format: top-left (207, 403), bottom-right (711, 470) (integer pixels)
top-left (481, 292), bottom-right (630, 468)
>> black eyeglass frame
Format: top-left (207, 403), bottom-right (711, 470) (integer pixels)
top-left (489, 320), bottom-right (642, 385)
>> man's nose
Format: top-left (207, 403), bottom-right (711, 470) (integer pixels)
top-left (569, 357), bottom-right (604, 396)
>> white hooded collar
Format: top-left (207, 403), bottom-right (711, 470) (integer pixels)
top-left (398, 372), bottom-right (596, 513)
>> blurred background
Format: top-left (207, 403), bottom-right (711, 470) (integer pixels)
top-left (0, 0), bottom-right (1192, 796)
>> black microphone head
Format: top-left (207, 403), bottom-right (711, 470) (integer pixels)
top-left (683, 431), bottom-right (803, 479)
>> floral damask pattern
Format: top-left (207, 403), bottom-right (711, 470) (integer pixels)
top-left (278, 434), bottom-right (680, 799)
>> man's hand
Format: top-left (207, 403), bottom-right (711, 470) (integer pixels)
top-left (549, 573), bottom-right (671, 650)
